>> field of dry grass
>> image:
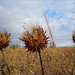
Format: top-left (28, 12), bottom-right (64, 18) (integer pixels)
top-left (0, 47), bottom-right (75, 75)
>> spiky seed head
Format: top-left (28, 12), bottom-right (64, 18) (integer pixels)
top-left (0, 30), bottom-right (11, 49)
top-left (72, 30), bottom-right (75, 43)
top-left (20, 26), bottom-right (49, 52)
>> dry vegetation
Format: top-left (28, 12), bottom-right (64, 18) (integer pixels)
top-left (19, 26), bottom-right (49, 52)
top-left (0, 25), bottom-right (75, 75)
top-left (19, 26), bottom-right (49, 75)
top-left (0, 30), bottom-right (11, 75)
top-left (72, 31), bottom-right (75, 43)
top-left (0, 47), bottom-right (75, 75)
top-left (0, 30), bottom-right (10, 49)
top-left (44, 15), bottom-right (55, 47)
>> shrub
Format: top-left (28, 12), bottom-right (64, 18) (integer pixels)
top-left (50, 42), bottom-right (56, 48)
top-left (10, 44), bottom-right (20, 49)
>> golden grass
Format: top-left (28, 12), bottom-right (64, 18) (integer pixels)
top-left (0, 47), bottom-right (75, 75)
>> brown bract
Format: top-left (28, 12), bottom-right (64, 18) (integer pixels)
top-left (72, 31), bottom-right (75, 43)
top-left (20, 26), bottom-right (49, 52)
top-left (0, 31), bottom-right (11, 49)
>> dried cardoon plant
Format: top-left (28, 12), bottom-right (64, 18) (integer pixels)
top-left (0, 30), bottom-right (11, 75)
top-left (72, 31), bottom-right (75, 43)
top-left (20, 25), bottom-right (49, 75)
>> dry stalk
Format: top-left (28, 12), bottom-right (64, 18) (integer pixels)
top-left (0, 49), bottom-right (11, 75)
top-left (44, 15), bottom-right (55, 47)
top-left (0, 30), bottom-right (11, 75)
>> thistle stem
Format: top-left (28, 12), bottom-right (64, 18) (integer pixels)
top-left (0, 49), bottom-right (11, 75)
top-left (38, 50), bottom-right (44, 75)
top-left (71, 63), bottom-right (75, 75)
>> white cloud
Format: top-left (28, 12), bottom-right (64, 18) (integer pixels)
top-left (0, 0), bottom-right (75, 47)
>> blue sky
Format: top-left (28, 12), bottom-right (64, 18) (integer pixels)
top-left (0, 0), bottom-right (75, 47)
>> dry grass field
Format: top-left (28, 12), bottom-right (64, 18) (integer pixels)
top-left (0, 47), bottom-right (75, 75)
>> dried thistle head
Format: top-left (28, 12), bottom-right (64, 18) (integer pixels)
top-left (20, 26), bottom-right (49, 52)
top-left (72, 30), bottom-right (75, 43)
top-left (0, 30), bottom-right (11, 49)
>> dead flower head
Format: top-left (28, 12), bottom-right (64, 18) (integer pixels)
top-left (20, 25), bottom-right (49, 52)
top-left (72, 30), bottom-right (75, 43)
top-left (0, 30), bottom-right (11, 49)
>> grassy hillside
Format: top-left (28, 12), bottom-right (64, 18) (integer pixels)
top-left (0, 47), bottom-right (75, 75)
